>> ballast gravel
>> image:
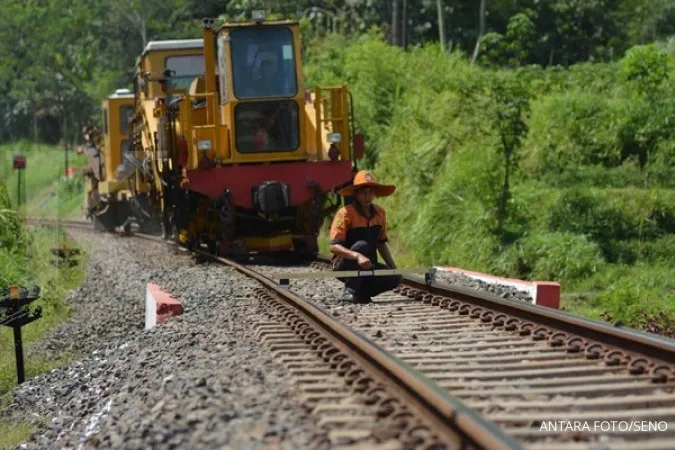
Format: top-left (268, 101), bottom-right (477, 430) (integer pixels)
top-left (1, 230), bottom-right (321, 450)
top-left (433, 269), bottom-right (534, 303)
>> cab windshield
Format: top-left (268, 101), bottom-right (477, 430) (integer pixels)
top-left (165, 54), bottom-right (205, 101)
top-left (230, 27), bottom-right (297, 99)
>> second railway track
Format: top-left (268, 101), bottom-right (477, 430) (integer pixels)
top-left (35, 218), bottom-right (675, 449)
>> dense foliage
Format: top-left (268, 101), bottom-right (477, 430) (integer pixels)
top-left (305, 34), bottom-right (675, 328)
top-left (0, 182), bottom-right (31, 288)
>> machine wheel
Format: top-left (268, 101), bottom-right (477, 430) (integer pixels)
top-left (92, 203), bottom-right (117, 232)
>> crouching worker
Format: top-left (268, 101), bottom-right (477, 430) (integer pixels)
top-left (329, 170), bottom-right (402, 303)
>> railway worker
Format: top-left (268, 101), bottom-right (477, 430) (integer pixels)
top-left (330, 170), bottom-right (401, 303)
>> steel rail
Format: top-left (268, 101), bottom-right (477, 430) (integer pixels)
top-left (37, 218), bottom-right (675, 446)
top-left (403, 274), bottom-right (675, 368)
top-left (22, 217), bottom-right (675, 367)
top-left (315, 254), bottom-right (675, 370)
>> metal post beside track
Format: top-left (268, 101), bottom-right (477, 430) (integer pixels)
top-left (1, 285), bottom-right (42, 384)
top-left (12, 324), bottom-right (25, 383)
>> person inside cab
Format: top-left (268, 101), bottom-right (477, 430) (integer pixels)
top-left (329, 170), bottom-right (402, 304)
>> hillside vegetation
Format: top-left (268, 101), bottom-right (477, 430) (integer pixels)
top-left (0, 144), bottom-right (86, 397)
top-left (307, 33), bottom-right (675, 333)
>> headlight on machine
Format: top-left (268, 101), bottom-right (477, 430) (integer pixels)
top-left (251, 10), bottom-right (266, 21)
top-left (327, 132), bottom-right (342, 144)
top-left (197, 140), bottom-right (212, 151)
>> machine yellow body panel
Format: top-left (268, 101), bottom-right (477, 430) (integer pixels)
top-left (134, 39), bottom-right (206, 195)
top-left (101, 93), bottom-right (135, 183)
top-left (137, 42), bottom-right (204, 99)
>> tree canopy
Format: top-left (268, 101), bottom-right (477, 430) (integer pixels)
top-left (0, 0), bottom-right (671, 145)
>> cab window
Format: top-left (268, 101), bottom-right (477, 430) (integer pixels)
top-left (119, 106), bottom-right (134, 135)
top-left (235, 100), bottom-right (299, 153)
top-left (165, 55), bottom-right (205, 100)
top-left (230, 27), bottom-right (297, 99)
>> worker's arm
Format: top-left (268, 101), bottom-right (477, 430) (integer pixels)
top-left (330, 243), bottom-right (372, 269)
top-left (377, 242), bottom-right (397, 269)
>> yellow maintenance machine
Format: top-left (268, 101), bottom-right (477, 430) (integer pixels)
top-left (82, 39), bottom-right (205, 232)
top-left (81, 88), bottom-right (135, 231)
top-left (87, 11), bottom-right (363, 256)
top-left (145, 12), bottom-right (361, 255)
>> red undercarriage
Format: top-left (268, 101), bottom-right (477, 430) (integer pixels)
top-left (183, 160), bottom-right (352, 254)
top-left (185, 160), bottom-right (353, 208)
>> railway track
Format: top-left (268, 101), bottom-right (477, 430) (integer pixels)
top-left (32, 217), bottom-right (675, 449)
top-left (259, 260), bottom-right (675, 450)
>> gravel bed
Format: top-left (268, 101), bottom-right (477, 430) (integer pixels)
top-left (1, 231), bottom-right (321, 450)
top-left (433, 269), bottom-right (534, 303)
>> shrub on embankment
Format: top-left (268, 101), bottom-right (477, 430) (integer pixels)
top-left (0, 183), bottom-right (31, 287)
top-left (0, 176), bottom-right (85, 399)
top-left (306, 35), bottom-right (675, 330)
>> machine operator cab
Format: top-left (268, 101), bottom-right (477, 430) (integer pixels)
top-left (179, 11), bottom-right (353, 168)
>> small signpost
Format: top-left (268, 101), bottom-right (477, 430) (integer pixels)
top-left (1, 285), bottom-right (42, 384)
top-left (12, 155), bottom-right (26, 207)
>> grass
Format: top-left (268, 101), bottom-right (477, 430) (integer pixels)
top-left (0, 141), bottom-right (88, 449)
top-left (0, 228), bottom-right (86, 395)
top-left (0, 422), bottom-right (32, 450)
top-left (0, 226), bottom-right (85, 450)
top-left (0, 140), bottom-right (87, 219)
top-left (562, 264), bottom-right (675, 334)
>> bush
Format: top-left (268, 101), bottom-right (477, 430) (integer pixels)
top-left (501, 232), bottom-right (605, 282)
top-left (523, 91), bottom-right (625, 175)
top-left (611, 235), bottom-right (675, 265)
top-left (619, 44), bottom-right (673, 93)
top-left (547, 188), bottom-right (675, 261)
top-left (594, 265), bottom-right (675, 329)
top-left (522, 46), bottom-right (675, 179)
top-left (305, 35), bottom-right (675, 335)
top-left (0, 182), bottom-right (32, 289)
top-left (0, 183), bottom-right (22, 249)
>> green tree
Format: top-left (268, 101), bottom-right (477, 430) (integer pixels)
top-left (490, 72), bottom-right (531, 239)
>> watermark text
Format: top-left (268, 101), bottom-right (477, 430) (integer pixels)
top-left (540, 421), bottom-right (668, 433)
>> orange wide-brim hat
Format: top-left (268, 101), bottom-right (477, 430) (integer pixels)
top-left (337, 170), bottom-right (396, 197)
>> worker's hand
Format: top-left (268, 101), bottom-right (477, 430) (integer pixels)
top-left (356, 254), bottom-right (372, 270)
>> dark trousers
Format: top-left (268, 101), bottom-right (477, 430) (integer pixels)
top-left (333, 241), bottom-right (402, 298)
